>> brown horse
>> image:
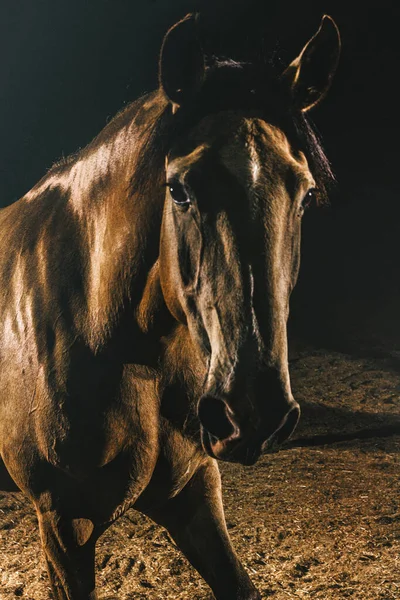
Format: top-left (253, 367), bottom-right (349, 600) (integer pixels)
top-left (0, 14), bottom-right (340, 600)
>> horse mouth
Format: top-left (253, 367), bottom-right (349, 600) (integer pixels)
top-left (200, 404), bottom-right (300, 466)
top-left (200, 426), bottom-right (262, 466)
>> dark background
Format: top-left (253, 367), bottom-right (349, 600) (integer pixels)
top-left (0, 0), bottom-right (398, 352)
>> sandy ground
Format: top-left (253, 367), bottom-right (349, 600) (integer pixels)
top-left (1, 346), bottom-right (399, 599)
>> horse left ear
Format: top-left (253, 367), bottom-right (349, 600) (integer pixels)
top-left (282, 15), bottom-right (341, 112)
top-left (159, 13), bottom-right (205, 111)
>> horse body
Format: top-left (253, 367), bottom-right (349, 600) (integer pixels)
top-left (0, 91), bottom-right (200, 509)
top-left (0, 14), bottom-right (340, 600)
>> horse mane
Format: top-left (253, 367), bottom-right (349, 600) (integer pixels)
top-left (131, 56), bottom-right (334, 204)
top-left (291, 112), bottom-right (335, 203)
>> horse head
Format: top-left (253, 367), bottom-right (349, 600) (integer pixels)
top-left (158, 14), bottom-right (340, 465)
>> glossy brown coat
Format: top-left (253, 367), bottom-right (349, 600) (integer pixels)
top-left (0, 14), bottom-right (340, 600)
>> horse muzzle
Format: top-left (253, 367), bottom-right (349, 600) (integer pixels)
top-left (198, 394), bottom-right (300, 465)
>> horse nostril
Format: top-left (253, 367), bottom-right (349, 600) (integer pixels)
top-left (275, 403), bottom-right (301, 445)
top-left (198, 395), bottom-right (238, 440)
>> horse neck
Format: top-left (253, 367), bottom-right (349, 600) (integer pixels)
top-left (136, 259), bottom-right (207, 403)
top-left (63, 93), bottom-right (168, 351)
top-left (160, 319), bottom-right (208, 421)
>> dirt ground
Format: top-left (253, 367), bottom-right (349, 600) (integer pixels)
top-left (1, 345), bottom-right (399, 599)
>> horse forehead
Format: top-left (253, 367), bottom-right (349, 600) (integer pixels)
top-left (218, 118), bottom-right (310, 186)
top-left (167, 115), bottom-right (310, 186)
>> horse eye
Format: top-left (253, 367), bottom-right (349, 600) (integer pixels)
top-left (302, 188), bottom-right (317, 211)
top-left (168, 182), bottom-right (190, 206)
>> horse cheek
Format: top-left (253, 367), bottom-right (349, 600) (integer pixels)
top-left (177, 222), bottom-right (202, 292)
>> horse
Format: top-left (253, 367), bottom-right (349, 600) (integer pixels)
top-left (0, 13), bottom-right (340, 600)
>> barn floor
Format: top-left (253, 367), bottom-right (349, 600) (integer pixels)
top-left (1, 346), bottom-right (399, 599)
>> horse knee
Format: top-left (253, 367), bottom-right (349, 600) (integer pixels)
top-left (70, 518), bottom-right (95, 547)
top-left (37, 509), bottom-right (97, 600)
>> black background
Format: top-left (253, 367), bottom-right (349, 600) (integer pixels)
top-left (0, 0), bottom-right (398, 351)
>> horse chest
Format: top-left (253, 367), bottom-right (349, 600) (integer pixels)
top-left (133, 423), bottom-right (207, 511)
top-left (51, 368), bottom-right (162, 474)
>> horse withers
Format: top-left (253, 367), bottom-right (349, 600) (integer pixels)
top-left (0, 14), bottom-right (340, 600)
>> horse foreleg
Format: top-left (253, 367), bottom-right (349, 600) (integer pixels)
top-left (145, 460), bottom-right (261, 600)
top-left (36, 507), bottom-right (98, 600)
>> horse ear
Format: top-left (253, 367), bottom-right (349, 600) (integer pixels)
top-left (282, 15), bottom-right (341, 112)
top-left (159, 13), bottom-right (205, 110)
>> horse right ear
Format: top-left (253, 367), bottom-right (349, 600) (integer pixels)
top-left (159, 13), bottom-right (205, 111)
